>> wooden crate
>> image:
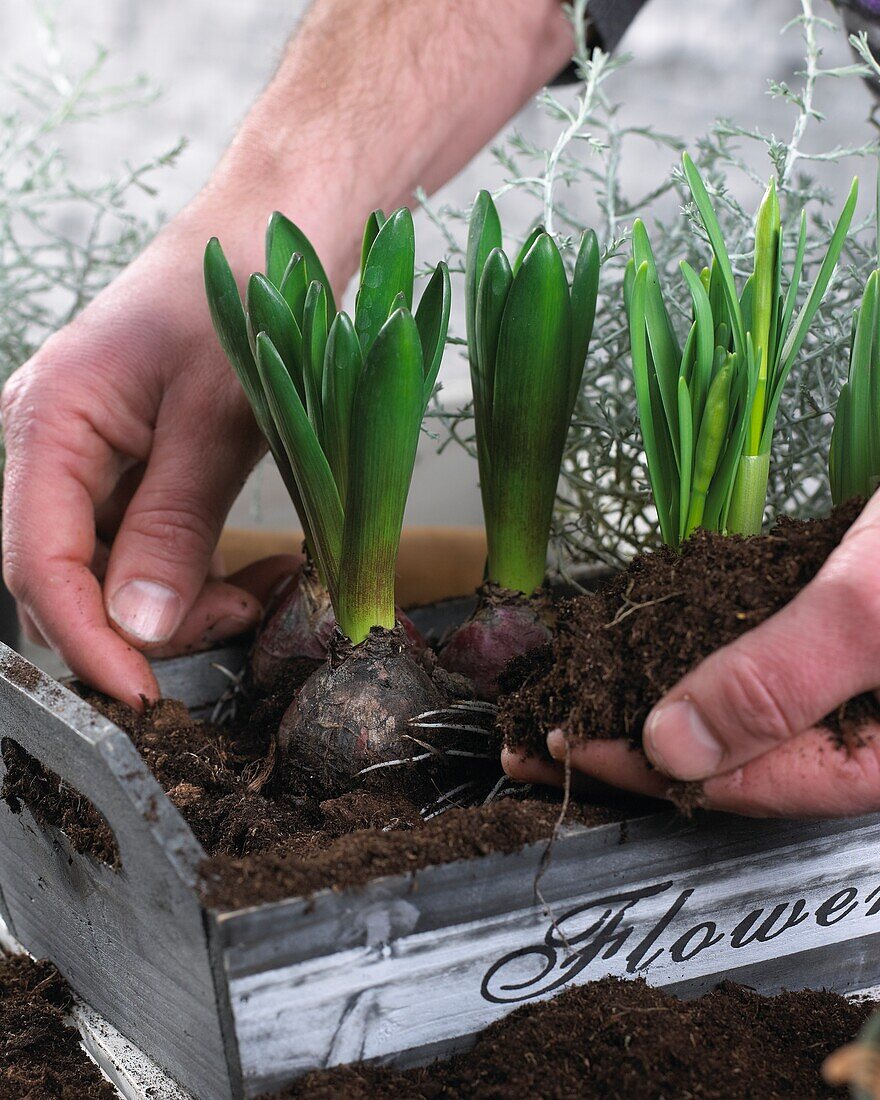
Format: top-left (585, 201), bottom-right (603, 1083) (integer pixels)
top-left (1, 641), bottom-right (880, 1099)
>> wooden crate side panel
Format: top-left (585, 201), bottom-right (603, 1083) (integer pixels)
top-left (216, 812), bottom-right (875, 977)
top-left (0, 646), bottom-right (238, 1100)
top-left (224, 819), bottom-right (880, 1096)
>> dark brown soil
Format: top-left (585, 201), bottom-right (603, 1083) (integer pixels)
top-left (498, 501), bottom-right (880, 759)
top-left (1, 659), bottom-right (623, 908)
top-left (0, 951), bottom-right (116, 1099)
top-left (267, 977), bottom-right (874, 1100)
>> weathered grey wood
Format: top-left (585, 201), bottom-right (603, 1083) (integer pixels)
top-left (213, 812), bottom-right (880, 1095)
top-left (0, 644), bottom-right (240, 1100)
top-left (151, 645), bottom-right (247, 713)
top-left (73, 999), bottom-right (193, 1100)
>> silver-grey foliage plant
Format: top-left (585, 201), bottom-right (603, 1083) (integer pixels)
top-left (427, 0), bottom-right (880, 569)
top-left (0, 8), bottom-right (181, 461)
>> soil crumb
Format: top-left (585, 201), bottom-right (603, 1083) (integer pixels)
top-left (0, 952), bottom-right (116, 1099)
top-left (266, 977), bottom-right (873, 1100)
top-left (499, 501), bottom-right (880, 758)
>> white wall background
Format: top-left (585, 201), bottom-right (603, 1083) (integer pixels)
top-left (2, 0), bottom-right (874, 530)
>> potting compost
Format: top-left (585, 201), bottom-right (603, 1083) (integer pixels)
top-left (0, 949), bottom-right (872, 1099)
top-left (0, 951), bottom-right (115, 1099)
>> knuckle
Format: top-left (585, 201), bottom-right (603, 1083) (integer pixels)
top-left (715, 650), bottom-right (793, 745)
top-left (2, 550), bottom-right (28, 601)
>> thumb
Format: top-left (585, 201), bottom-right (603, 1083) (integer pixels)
top-left (103, 412), bottom-right (259, 649)
top-left (642, 519), bottom-right (880, 781)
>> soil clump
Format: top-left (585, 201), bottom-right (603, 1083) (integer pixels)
top-left (498, 501), bottom-right (880, 759)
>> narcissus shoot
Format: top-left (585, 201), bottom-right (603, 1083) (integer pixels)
top-left (830, 180), bottom-right (880, 507)
top-left (627, 153), bottom-right (857, 547)
top-left (439, 190), bottom-right (600, 698)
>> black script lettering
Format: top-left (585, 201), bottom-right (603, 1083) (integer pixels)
top-left (730, 900), bottom-right (810, 949)
top-left (545, 881), bottom-right (674, 949)
top-left (627, 890), bottom-right (694, 973)
top-left (670, 922), bottom-right (723, 963)
top-left (481, 881), bottom-right (674, 1005)
top-left (816, 888), bottom-right (859, 927)
top-left (863, 886), bottom-right (880, 916)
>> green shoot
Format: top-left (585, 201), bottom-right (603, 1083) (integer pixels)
top-left (830, 174), bottom-right (880, 505)
top-left (205, 208), bottom-right (450, 644)
top-left (465, 191), bottom-right (600, 595)
top-left (627, 154), bottom-right (857, 547)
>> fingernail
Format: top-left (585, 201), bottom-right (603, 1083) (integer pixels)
top-left (644, 699), bottom-right (724, 780)
top-left (108, 580), bottom-right (183, 645)
top-left (547, 728), bottom-right (567, 760)
top-left (203, 613), bottom-right (258, 645)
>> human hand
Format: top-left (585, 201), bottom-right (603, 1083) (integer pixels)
top-left (503, 493), bottom-right (880, 818)
top-left (1, 200), bottom-right (309, 708)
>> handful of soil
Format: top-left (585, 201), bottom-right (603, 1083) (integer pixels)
top-left (498, 500), bottom-right (879, 758)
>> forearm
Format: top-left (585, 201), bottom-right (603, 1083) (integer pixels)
top-left (187, 0), bottom-right (574, 285)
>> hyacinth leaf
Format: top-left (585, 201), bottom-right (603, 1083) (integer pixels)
top-left (513, 225), bottom-right (544, 275)
top-left (761, 176), bottom-right (859, 454)
top-left (360, 210), bottom-right (386, 283)
top-left (632, 219), bottom-right (681, 465)
top-left (255, 333), bottom-right (342, 599)
top-left (474, 247), bottom-right (514, 474)
top-left (629, 262), bottom-right (676, 547)
top-left (245, 274), bottom-right (305, 400)
top-left (322, 311), bottom-right (363, 504)
top-left (680, 261), bottom-right (714, 431)
top-left (682, 153), bottom-right (747, 358)
top-left (465, 190), bottom-right (502, 362)
top-left (302, 280), bottom-right (329, 443)
top-left (415, 261), bottom-right (451, 408)
top-left (265, 212), bottom-right (336, 314)
top-left (568, 229), bottom-right (601, 415)
top-left (204, 239), bottom-right (259, 406)
top-left (486, 234), bottom-right (572, 592)
top-left (337, 308), bottom-right (424, 644)
top-left (204, 239), bottom-right (315, 548)
top-left (280, 252), bottom-right (309, 327)
top-left (355, 207), bottom-right (416, 354)
top-left (677, 377), bottom-right (694, 543)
